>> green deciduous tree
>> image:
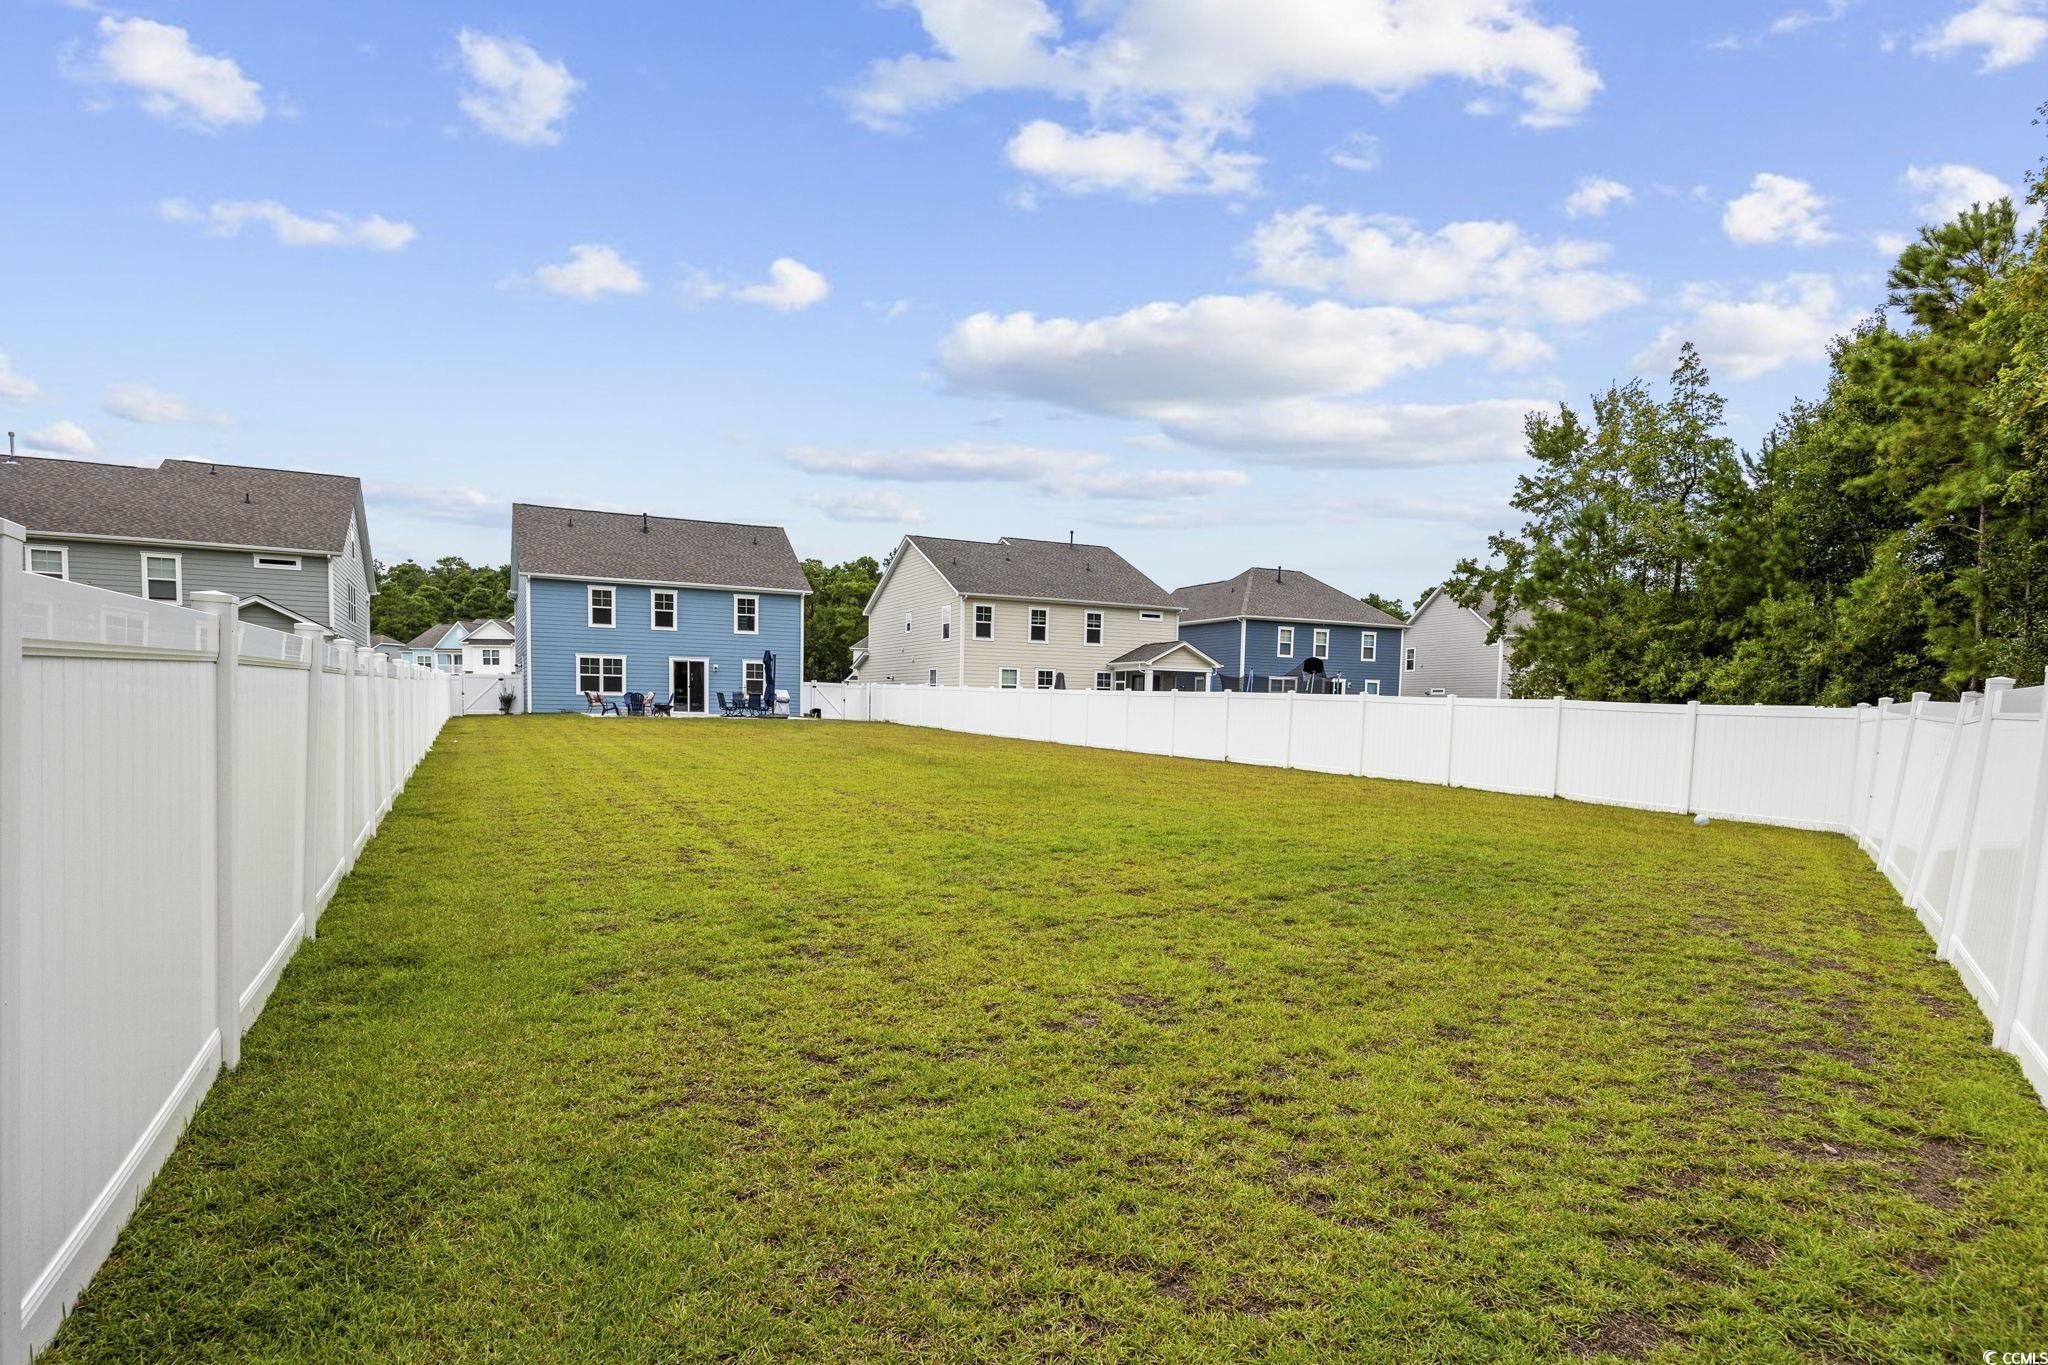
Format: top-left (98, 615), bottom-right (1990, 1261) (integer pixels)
top-left (803, 555), bottom-right (882, 682)
top-left (371, 557), bottom-right (512, 642)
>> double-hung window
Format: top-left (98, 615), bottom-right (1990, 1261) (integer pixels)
top-left (1361, 633), bottom-right (1377, 663)
top-left (734, 594), bottom-right (759, 634)
top-left (973, 603), bottom-right (993, 639)
top-left (1313, 628), bottom-right (1330, 660)
top-left (1268, 677), bottom-right (1297, 694)
top-left (999, 667), bottom-right (1019, 689)
top-left (1093, 670), bottom-right (1112, 690)
top-left (1084, 610), bottom-right (1103, 645)
top-left (651, 590), bottom-right (677, 630)
top-left (344, 581), bottom-right (358, 624)
top-left (588, 586), bottom-right (616, 627)
top-left (1276, 625), bottom-right (1294, 659)
top-left (1035, 668), bottom-right (1055, 689)
top-left (480, 649), bottom-right (502, 667)
top-left (1028, 607), bottom-right (1048, 643)
top-left (577, 654), bottom-right (625, 694)
top-left (27, 545), bottom-right (66, 579)
top-left (1405, 647), bottom-right (1417, 672)
top-left (744, 660), bottom-right (766, 695)
top-left (1363, 679), bottom-right (1381, 695)
top-left (928, 668), bottom-right (939, 686)
top-left (941, 605), bottom-right (951, 640)
top-left (142, 552), bottom-right (181, 603)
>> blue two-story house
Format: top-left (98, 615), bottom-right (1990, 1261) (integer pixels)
top-left (1170, 567), bottom-right (1407, 695)
top-left (511, 502), bottom-right (809, 715)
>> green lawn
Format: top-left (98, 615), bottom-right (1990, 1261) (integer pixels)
top-left (49, 718), bottom-right (2048, 1362)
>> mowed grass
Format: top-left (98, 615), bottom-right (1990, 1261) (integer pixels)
top-left (49, 718), bottom-right (2048, 1363)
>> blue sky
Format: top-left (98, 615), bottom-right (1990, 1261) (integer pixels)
top-left (5, 0), bottom-right (2044, 604)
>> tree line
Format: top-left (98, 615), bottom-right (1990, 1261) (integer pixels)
top-left (1456, 129), bottom-right (2048, 705)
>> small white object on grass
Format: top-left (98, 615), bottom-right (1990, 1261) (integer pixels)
top-left (1693, 813), bottom-right (1710, 826)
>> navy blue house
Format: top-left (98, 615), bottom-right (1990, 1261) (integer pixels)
top-left (1170, 567), bottom-right (1407, 695)
top-left (511, 503), bottom-right (809, 715)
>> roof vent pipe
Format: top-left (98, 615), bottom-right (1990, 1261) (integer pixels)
top-left (244, 491), bottom-right (252, 504)
top-left (641, 512), bottom-right (649, 533)
top-left (3, 432), bottom-right (15, 466)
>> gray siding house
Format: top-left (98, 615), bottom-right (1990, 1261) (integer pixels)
top-left (1402, 588), bottom-right (1523, 698)
top-left (0, 455), bottom-right (376, 643)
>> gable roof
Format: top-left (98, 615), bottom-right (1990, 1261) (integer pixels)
top-left (1108, 639), bottom-right (1220, 669)
top-left (1413, 587), bottom-right (1529, 635)
top-left (370, 634), bottom-right (404, 649)
top-left (0, 455), bottom-right (368, 565)
top-left (892, 534), bottom-right (1176, 611)
top-left (459, 617), bottom-right (514, 642)
top-left (408, 622), bottom-right (464, 649)
top-left (1170, 567), bottom-right (1404, 629)
top-left (511, 503), bottom-right (808, 593)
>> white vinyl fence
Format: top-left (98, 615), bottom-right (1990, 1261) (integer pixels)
top-left (0, 519), bottom-right (454, 1364)
top-left (807, 678), bottom-right (2048, 1106)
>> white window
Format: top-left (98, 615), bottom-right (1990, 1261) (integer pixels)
top-left (253, 554), bottom-right (301, 570)
top-left (344, 581), bottom-right (357, 624)
top-left (1313, 628), bottom-right (1330, 659)
top-left (1084, 610), bottom-right (1103, 645)
top-left (26, 545), bottom-right (66, 579)
top-left (577, 654), bottom-right (625, 694)
top-left (1035, 668), bottom-right (1055, 689)
top-left (1361, 633), bottom-right (1377, 663)
top-left (744, 660), bottom-right (765, 695)
top-left (973, 603), bottom-right (993, 639)
top-left (1405, 647), bottom-right (1417, 672)
top-left (1028, 607), bottom-right (1048, 643)
top-left (1331, 679), bottom-right (1347, 695)
top-left (588, 586), bottom-right (616, 628)
top-left (480, 648), bottom-right (502, 667)
top-left (904, 610), bottom-right (913, 633)
top-left (999, 667), bottom-right (1019, 689)
top-left (941, 605), bottom-right (951, 640)
top-left (734, 594), bottom-right (759, 634)
top-left (1093, 671), bottom-right (1112, 690)
top-left (1140, 611), bottom-right (1163, 621)
top-left (1276, 626), bottom-right (1294, 658)
top-left (1268, 677), bottom-right (1297, 693)
top-left (651, 590), bottom-right (677, 630)
top-left (928, 668), bottom-right (939, 686)
top-left (1363, 679), bottom-right (1381, 695)
top-left (142, 552), bottom-right (181, 603)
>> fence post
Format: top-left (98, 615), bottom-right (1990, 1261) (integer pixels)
top-left (1994, 668), bottom-right (2048, 1049)
top-left (335, 644), bottom-right (354, 863)
top-left (1934, 680), bottom-right (2010, 956)
top-left (1878, 691), bottom-right (1930, 879)
top-left (1863, 697), bottom-right (1893, 848)
top-left (0, 521), bottom-right (26, 1365)
top-left (1678, 699), bottom-right (1701, 814)
top-left (1355, 690), bottom-right (1372, 777)
top-left (1442, 694), bottom-right (1457, 786)
top-left (1548, 695), bottom-right (1565, 799)
top-left (1221, 691), bottom-right (1233, 763)
top-left (1846, 703), bottom-right (1871, 835)
top-left (193, 591), bottom-right (242, 1071)
top-left (1167, 689), bottom-right (1178, 758)
top-left (1283, 692), bottom-right (1297, 769)
top-left (293, 624), bottom-right (325, 939)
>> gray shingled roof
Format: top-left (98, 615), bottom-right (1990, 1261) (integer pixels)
top-left (906, 535), bottom-right (1176, 610)
top-left (511, 503), bottom-right (808, 593)
top-left (1108, 640), bottom-right (1219, 668)
top-left (408, 623), bottom-right (462, 649)
top-left (1170, 567), bottom-right (1404, 629)
top-left (0, 455), bottom-right (369, 564)
top-left (460, 617), bottom-right (514, 641)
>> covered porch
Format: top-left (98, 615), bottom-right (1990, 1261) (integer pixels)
top-left (1106, 640), bottom-right (1219, 692)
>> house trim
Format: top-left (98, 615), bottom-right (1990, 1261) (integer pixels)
top-left (525, 571), bottom-right (807, 598)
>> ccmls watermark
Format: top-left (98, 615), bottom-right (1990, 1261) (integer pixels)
top-left (1983, 1351), bottom-right (2048, 1364)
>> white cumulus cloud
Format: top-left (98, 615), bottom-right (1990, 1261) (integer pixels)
top-left (102, 383), bottom-right (229, 425)
top-left (455, 29), bottom-right (580, 145)
top-left (0, 353), bottom-right (40, 403)
top-left (734, 258), bottom-right (831, 311)
top-left (1005, 119), bottom-right (1261, 198)
top-left (1915, 0), bottom-right (2048, 70)
top-left (788, 443), bottom-right (1247, 499)
top-left (22, 420), bottom-right (97, 457)
top-left (799, 489), bottom-right (929, 524)
top-left (1634, 275), bottom-right (1859, 381)
top-left (530, 244), bottom-right (645, 299)
top-left (81, 16), bottom-right (263, 129)
top-left (367, 482), bottom-right (510, 526)
top-left (160, 198), bottom-right (417, 250)
top-left (1246, 207), bottom-right (1642, 325)
top-left (1564, 176), bottom-right (1632, 218)
top-left (1723, 172), bottom-right (1838, 246)
top-left (1140, 398), bottom-right (1545, 467)
top-left (1900, 162), bottom-right (2039, 232)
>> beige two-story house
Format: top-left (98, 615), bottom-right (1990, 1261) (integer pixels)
top-left (862, 534), bottom-right (1216, 690)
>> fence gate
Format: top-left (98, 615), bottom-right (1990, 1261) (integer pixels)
top-left (454, 672), bottom-right (520, 715)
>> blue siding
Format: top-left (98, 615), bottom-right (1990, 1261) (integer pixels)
top-left (1180, 616), bottom-right (1404, 694)
top-left (1178, 620), bottom-right (1243, 676)
top-left (525, 577), bottom-right (803, 714)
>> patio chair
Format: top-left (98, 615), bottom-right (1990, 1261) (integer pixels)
top-left (717, 691), bottom-right (739, 715)
top-left (585, 691), bottom-right (619, 715)
top-left (623, 691), bottom-right (648, 716)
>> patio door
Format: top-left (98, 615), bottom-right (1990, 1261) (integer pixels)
top-left (671, 658), bottom-right (708, 714)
